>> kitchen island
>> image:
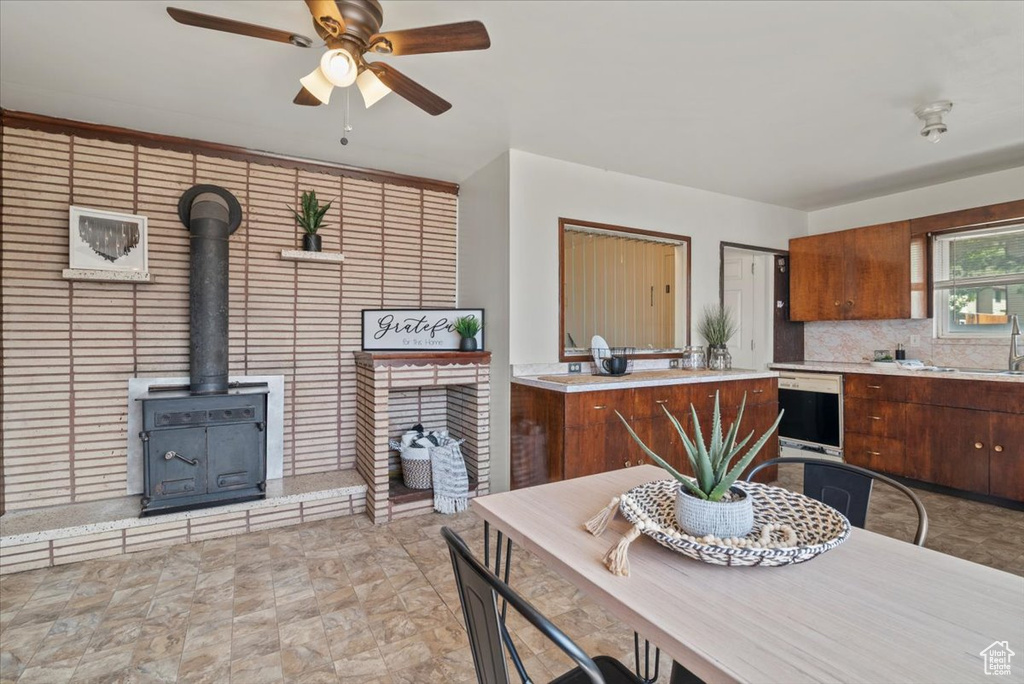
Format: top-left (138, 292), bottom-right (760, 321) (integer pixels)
top-left (510, 369), bottom-right (780, 490)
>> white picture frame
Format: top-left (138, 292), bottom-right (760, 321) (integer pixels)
top-left (69, 206), bottom-right (148, 273)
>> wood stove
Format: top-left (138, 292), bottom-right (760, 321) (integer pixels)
top-left (138, 185), bottom-right (268, 516)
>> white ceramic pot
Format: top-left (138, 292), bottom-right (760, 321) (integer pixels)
top-left (675, 485), bottom-right (754, 538)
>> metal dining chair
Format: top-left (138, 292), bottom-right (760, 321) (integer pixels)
top-left (442, 527), bottom-right (643, 684)
top-left (745, 457), bottom-right (929, 545)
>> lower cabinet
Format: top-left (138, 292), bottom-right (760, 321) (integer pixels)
top-left (511, 377), bottom-right (781, 489)
top-left (842, 373), bottom-right (1024, 502)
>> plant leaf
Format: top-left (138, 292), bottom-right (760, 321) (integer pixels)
top-left (710, 391), bottom-right (723, 471)
top-left (689, 404), bottom-right (714, 493)
top-left (709, 410), bottom-right (784, 500)
top-left (661, 405), bottom-right (699, 474)
top-left (615, 411), bottom-right (707, 498)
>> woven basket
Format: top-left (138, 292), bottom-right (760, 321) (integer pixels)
top-left (399, 446), bottom-right (432, 490)
top-left (617, 479), bottom-right (850, 567)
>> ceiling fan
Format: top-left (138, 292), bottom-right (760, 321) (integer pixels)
top-left (166, 0), bottom-right (490, 115)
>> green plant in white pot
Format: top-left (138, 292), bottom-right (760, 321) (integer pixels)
top-left (616, 393), bottom-right (783, 538)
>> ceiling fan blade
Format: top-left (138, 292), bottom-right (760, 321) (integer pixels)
top-left (166, 7), bottom-right (313, 47)
top-left (293, 87), bottom-right (323, 106)
top-left (366, 63), bottom-right (451, 115)
top-left (371, 21), bottom-right (490, 56)
top-left (304, 0), bottom-right (346, 38)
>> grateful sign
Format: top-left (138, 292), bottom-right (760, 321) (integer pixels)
top-left (361, 309), bottom-right (484, 351)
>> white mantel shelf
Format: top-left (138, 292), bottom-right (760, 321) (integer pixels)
top-left (62, 269), bottom-right (152, 283)
top-left (280, 250), bottom-right (345, 263)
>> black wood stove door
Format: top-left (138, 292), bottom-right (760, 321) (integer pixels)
top-left (147, 428), bottom-right (207, 498)
top-left (208, 423), bottom-right (264, 493)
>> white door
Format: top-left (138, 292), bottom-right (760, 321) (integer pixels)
top-left (723, 249), bottom-right (774, 370)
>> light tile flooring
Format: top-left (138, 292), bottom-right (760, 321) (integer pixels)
top-left (1, 465), bottom-right (1022, 684)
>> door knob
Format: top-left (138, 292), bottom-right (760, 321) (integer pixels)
top-left (624, 461), bottom-right (632, 468)
top-left (846, 300), bottom-right (854, 307)
top-left (994, 445), bottom-right (1004, 453)
top-left (834, 301), bottom-right (841, 306)
top-left (974, 442), bottom-right (984, 450)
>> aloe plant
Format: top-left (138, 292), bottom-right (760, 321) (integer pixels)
top-left (289, 190), bottom-right (332, 236)
top-left (615, 392), bottom-right (783, 502)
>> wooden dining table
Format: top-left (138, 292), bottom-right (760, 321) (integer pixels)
top-left (471, 465), bottom-right (1024, 684)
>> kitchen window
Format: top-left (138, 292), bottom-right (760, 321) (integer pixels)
top-left (933, 224), bottom-right (1024, 338)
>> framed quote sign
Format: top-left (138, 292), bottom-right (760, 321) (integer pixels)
top-left (361, 309), bottom-right (485, 351)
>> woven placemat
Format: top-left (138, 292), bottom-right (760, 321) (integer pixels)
top-left (585, 479), bottom-right (851, 574)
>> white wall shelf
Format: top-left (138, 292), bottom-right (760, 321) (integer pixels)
top-left (280, 250), bottom-right (345, 264)
top-left (62, 269), bottom-right (152, 283)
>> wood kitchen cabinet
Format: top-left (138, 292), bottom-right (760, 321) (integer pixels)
top-left (790, 222), bottom-right (911, 321)
top-left (511, 377), bottom-right (781, 489)
top-left (840, 372), bottom-right (1024, 503)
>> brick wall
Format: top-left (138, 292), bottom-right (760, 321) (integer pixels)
top-left (1, 125), bottom-right (457, 511)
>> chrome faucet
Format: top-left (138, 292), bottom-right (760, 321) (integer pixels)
top-left (1010, 314), bottom-right (1024, 372)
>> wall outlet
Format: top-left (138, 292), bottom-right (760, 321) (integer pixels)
top-left (909, 335), bottom-right (921, 347)
top-left (669, 359), bottom-right (679, 369)
top-left (568, 362), bottom-right (582, 374)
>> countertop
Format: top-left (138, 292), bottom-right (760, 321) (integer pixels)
top-left (511, 368), bottom-right (777, 393)
top-left (770, 361), bottom-right (1024, 383)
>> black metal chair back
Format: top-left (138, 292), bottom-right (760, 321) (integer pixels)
top-left (442, 526), bottom-right (606, 684)
top-left (745, 457), bottom-right (928, 546)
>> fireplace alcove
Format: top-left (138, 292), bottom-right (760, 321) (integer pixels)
top-left (355, 351), bottom-right (491, 523)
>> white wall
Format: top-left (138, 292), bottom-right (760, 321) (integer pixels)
top-left (457, 152), bottom-right (511, 493)
top-left (507, 150), bottom-right (808, 364)
top-left (807, 166), bottom-right (1024, 234)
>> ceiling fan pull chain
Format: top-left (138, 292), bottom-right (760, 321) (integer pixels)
top-left (340, 89), bottom-right (353, 145)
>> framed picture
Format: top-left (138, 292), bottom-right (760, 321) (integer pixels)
top-left (69, 206), bottom-right (148, 272)
top-left (362, 308), bottom-right (484, 351)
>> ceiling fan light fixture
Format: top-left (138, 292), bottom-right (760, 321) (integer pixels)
top-left (320, 48), bottom-right (358, 87)
top-left (299, 68), bottom-right (335, 105)
top-left (914, 101), bottom-right (953, 143)
top-left (356, 69), bottom-right (391, 108)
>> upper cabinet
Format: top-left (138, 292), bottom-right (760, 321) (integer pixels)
top-left (790, 221), bottom-right (912, 321)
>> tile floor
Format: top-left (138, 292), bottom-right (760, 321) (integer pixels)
top-left (1, 465), bottom-right (1022, 684)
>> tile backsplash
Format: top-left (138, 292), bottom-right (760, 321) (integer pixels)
top-left (804, 319), bottom-right (1008, 369)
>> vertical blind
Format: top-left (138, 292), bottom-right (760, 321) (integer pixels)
top-left (563, 229), bottom-right (680, 349)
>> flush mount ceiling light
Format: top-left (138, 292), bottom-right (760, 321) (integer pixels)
top-left (166, 1), bottom-right (491, 116)
top-left (914, 101), bottom-right (953, 143)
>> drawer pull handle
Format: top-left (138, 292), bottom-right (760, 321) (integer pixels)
top-left (752, 389), bottom-right (764, 394)
top-left (994, 445), bottom-right (1004, 453)
top-left (593, 405), bottom-right (607, 410)
top-left (624, 461), bottom-right (632, 468)
top-left (164, 451), bottom-right (198, 466)
top-left (834, 301), bottom-right (841, 306)
top-left (869, 416), bottom-right (881, 421)
top-left (655, 400), bottom-right (669, 405)
top-left (974, 442), bottom-right (984, 450)
top-left (846, 300), bottom-right (854, 307)
top-left (638, 458), bottom-right (645, 465)
top-left (867, 451), bottom-right (881, 456)
top-left (867, 385), bottom-right (882, 389)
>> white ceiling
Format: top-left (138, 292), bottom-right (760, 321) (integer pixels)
top-left (1, 0), bottom-right (1022, 210)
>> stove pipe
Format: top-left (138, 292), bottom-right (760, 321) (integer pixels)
top-left (177, 185), bottom-right (243, 395)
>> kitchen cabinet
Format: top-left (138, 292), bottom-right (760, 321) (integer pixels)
top-left (511, 377), bottom-right (781, 489)
top-left (840, 372), bottom-right (1023, 502)
top-left (790, 222), bottom-right (911, 321)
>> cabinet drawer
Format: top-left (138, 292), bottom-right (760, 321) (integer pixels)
top-left (844, 374), bottom-right (906, 402)
top-left (565, 390), bottom-right (635, 427)
top-left (844, 433), bottom-right (906, 476)
top-left (633, 385), bottom-right (695, 420)
top-left (844, 398), bottom-right (905, 439)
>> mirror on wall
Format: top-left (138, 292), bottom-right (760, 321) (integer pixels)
top-left (559, 218), bottom-right (691, 360)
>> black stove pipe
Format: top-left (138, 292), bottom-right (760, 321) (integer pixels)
top-left (177, 185), bottom-right (243, 395)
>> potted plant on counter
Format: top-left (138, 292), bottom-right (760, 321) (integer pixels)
top-left (697, 304), bottom-right (737, 370)
top-left (290, 190), bottom-right (332, 252)
top-left (616, 393), bottom-right (783, 539)
top-left (453, 315), bottom-right (482, 351)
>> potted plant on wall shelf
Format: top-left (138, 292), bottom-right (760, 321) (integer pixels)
top-left (697, 304), bottom-right (737, 370)
top-left (616, 393), bottom-right (783, 539)
top-left (453, 315), bottom-right (482, 352)
top-left (289, 190), bottom-right (332, 252)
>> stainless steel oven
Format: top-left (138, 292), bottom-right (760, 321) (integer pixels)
top-left (777, 372), bottom-right (843, 461)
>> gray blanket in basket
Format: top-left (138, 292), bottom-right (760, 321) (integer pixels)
top-left (430, 437), bottom-right (468, 514)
